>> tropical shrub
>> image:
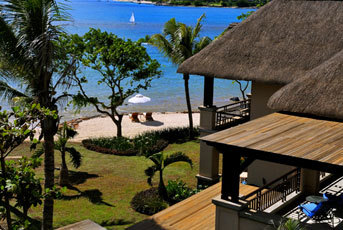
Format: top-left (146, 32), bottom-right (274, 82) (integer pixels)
top-left (275, 219), bottom-right (306, 230)
top-left (145, 152), bottom-right (193, 199)
top-left (82, 127), bottom-right (198, 156)
top-left (130, 188), bottom-right (168, 215)
top-left (55, 123), bottom-right (82, 186)
top-left (166, 179), bottom-right (208, 204)
top-left (82, 138), bottom-right (137, 156)
top-left (139, 127), bottom-right (199, 144)
top-left (166, 179), bottom-right (194, 204)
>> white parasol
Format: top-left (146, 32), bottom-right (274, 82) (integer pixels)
top-left (128, 94), bottom-right (151, 104)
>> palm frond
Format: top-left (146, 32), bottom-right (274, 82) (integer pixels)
top-left (194, 36), bottom-right (212, 55)
top-left (164, 152), bottom-right (193, 169)
top-left (65, 126), bottom-right (78, 139)
top-left (0, 80), bottom-right (27, 102)
top-left (148, 152), bottom-right (163, 168)
top-left (65, 147), bottom-right (82, 168)
top-left (145, 165), bottom-right (158, 186)
top-left (173, 24), bottom-right (193, 62)
top-left (149, 34), bottom-right (175, 62)
top-left (191, 13), bottom-right (205, 42)
top-left (163, 18), bottom-right (179, 43)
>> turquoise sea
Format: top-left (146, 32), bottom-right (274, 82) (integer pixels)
top-left (4, 0), bottom-right (254, 120)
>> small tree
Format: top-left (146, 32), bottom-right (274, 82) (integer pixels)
top-left (145, 151), bottom-right (192, 199)
top-left (0, 104), bottom-right (56, 229)
top-left (65, 29), bottom-right (161, 137)
top-left (6, 157), bottom-right (43, 218)
top-left (55, 123), bottom-right (81, 186)
top-left (232, 80), bottom-right (250, 100)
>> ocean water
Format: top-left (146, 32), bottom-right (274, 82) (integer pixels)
top-left (4, 0), bottom-right (254, 120)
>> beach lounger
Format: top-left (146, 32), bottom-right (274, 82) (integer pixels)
top-left (144, 112), bottom-right (153, 121)
top-left (129, 113), bottom-right (140, 122)
top-left (298, 199), bottom-right (334, 227)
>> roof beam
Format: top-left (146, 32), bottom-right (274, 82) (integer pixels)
top-left (206, 142), bottom-right (343, 175)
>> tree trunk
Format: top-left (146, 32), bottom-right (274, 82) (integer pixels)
top-left (158, 170), bottom-right (167, 200)
top-left (0, 156), bottom-right (12, 230)
top-left (112, 114), bottom-right (123, 137)
top-left (59, 151), bottom-right (69, 186)
top-left (183, 73), bottom-right (193, 139)
top-left (42, 116), bottom-right (56, 230)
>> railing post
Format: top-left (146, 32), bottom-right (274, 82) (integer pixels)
top-left (296, 168), bottom-right (301, 192)
top-left (257, 191), bottom-right (261, 211)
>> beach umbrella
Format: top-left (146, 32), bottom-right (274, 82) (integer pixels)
top-left (128, 94), bottom-right (151, 104)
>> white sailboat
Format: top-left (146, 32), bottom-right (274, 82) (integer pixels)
top-left (129, 12), bottom-right (135, 24)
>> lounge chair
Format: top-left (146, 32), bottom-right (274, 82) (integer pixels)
top-left (144, 112), bottom-right (153, 121)
top-left (129, 113), bottom-right (140, 122)
top-left (298, 200), bottom-right (334, 227)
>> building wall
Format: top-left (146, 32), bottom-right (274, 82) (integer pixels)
top-left (247, 160), bottom-right (295, 186)
top-left (248, 81), bottom-right (294, 186)
top-left (250, 81), bottom-right (283, 120)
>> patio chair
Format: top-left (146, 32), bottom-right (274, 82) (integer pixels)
top-left (144, 112), bottom-right (153, 121)
top-left (298, 201), bottom-right (334, 227)
top-left (129, 113), bottom-right (140, 122)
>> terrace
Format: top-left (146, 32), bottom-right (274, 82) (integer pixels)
top-left (200, 112), bottom-right (343, 229)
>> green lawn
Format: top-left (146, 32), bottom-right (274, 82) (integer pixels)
top-left (11, 140), bottom-right (200, 229)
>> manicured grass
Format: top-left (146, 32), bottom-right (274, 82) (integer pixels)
top-left (11, 140), bottom-right (200, 229)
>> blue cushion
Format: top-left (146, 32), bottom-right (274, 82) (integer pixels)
top-left (299, 203), bottom-right (322, 218)
top-left (323, 193), bottom-right (329, 200)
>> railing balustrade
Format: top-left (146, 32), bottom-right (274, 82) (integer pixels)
top-left (215, 99), bottom-right (251, 130)
top-left (242, 168), bottom-right (301, 211)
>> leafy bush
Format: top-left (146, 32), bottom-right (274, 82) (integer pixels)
top-left (82, 127), bottom-right (198, 156)
top-left (132, 134), bottom-right (166, 156)
top-left (130, 188), bottom-right (168, 215)
top-left (165, 179), bottom-right (208, 205)
top-left (82, 138), bottom-right (137, 156)
top-left (139, 127), bottom-right (199, 144)
top-left (88, 136), bottom-right (133, 151)
top-left (166, 179), bottom-right (195, 204)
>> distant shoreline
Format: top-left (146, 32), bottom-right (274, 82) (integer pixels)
top-left (112, 0), bottom-right (257, 9)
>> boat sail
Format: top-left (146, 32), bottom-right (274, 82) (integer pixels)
top-left (129, 12), bottom-right (135, 24)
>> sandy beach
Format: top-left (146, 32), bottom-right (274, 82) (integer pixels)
top-left (70, 112), bottom-right (200, 142)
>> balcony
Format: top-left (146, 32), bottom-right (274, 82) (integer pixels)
top-left (214, 99), bottom-right (251, 130)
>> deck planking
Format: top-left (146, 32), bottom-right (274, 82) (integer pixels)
top-left (128, 183), bottom-right (259, 230)
top-left (201, 113), bottom-right (343, 169)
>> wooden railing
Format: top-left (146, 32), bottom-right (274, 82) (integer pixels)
top-left (242, 168), bottom-right (301, 211)
top-left (215, 99), bottom-right (251, 130)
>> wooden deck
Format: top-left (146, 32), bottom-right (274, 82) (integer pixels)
top-left (128, 183), bottom-right (259, 230)
top-left (202, 112), bottom-right (343, 174)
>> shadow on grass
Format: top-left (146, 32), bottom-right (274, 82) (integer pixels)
top-left (100, 219), bottom-right (133, 227)
top-left (60, 189), bottom-right (114, 207)
top-left (68, 171), bottom-right (99, 185)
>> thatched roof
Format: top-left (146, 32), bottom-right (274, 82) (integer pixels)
top-left (177, 0), bottom-right (343, 85)
top-left (268, 50), bottom-right (343, 120)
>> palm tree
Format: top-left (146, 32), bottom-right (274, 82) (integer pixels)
top-left (149, 14), bottom-right (212, 139)
top-left (55, 123), bottom-right (82, 186)
top-left (0, 1), bottom-right (71, 229)
top-left (145, 151), bottom-right (193, 199)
